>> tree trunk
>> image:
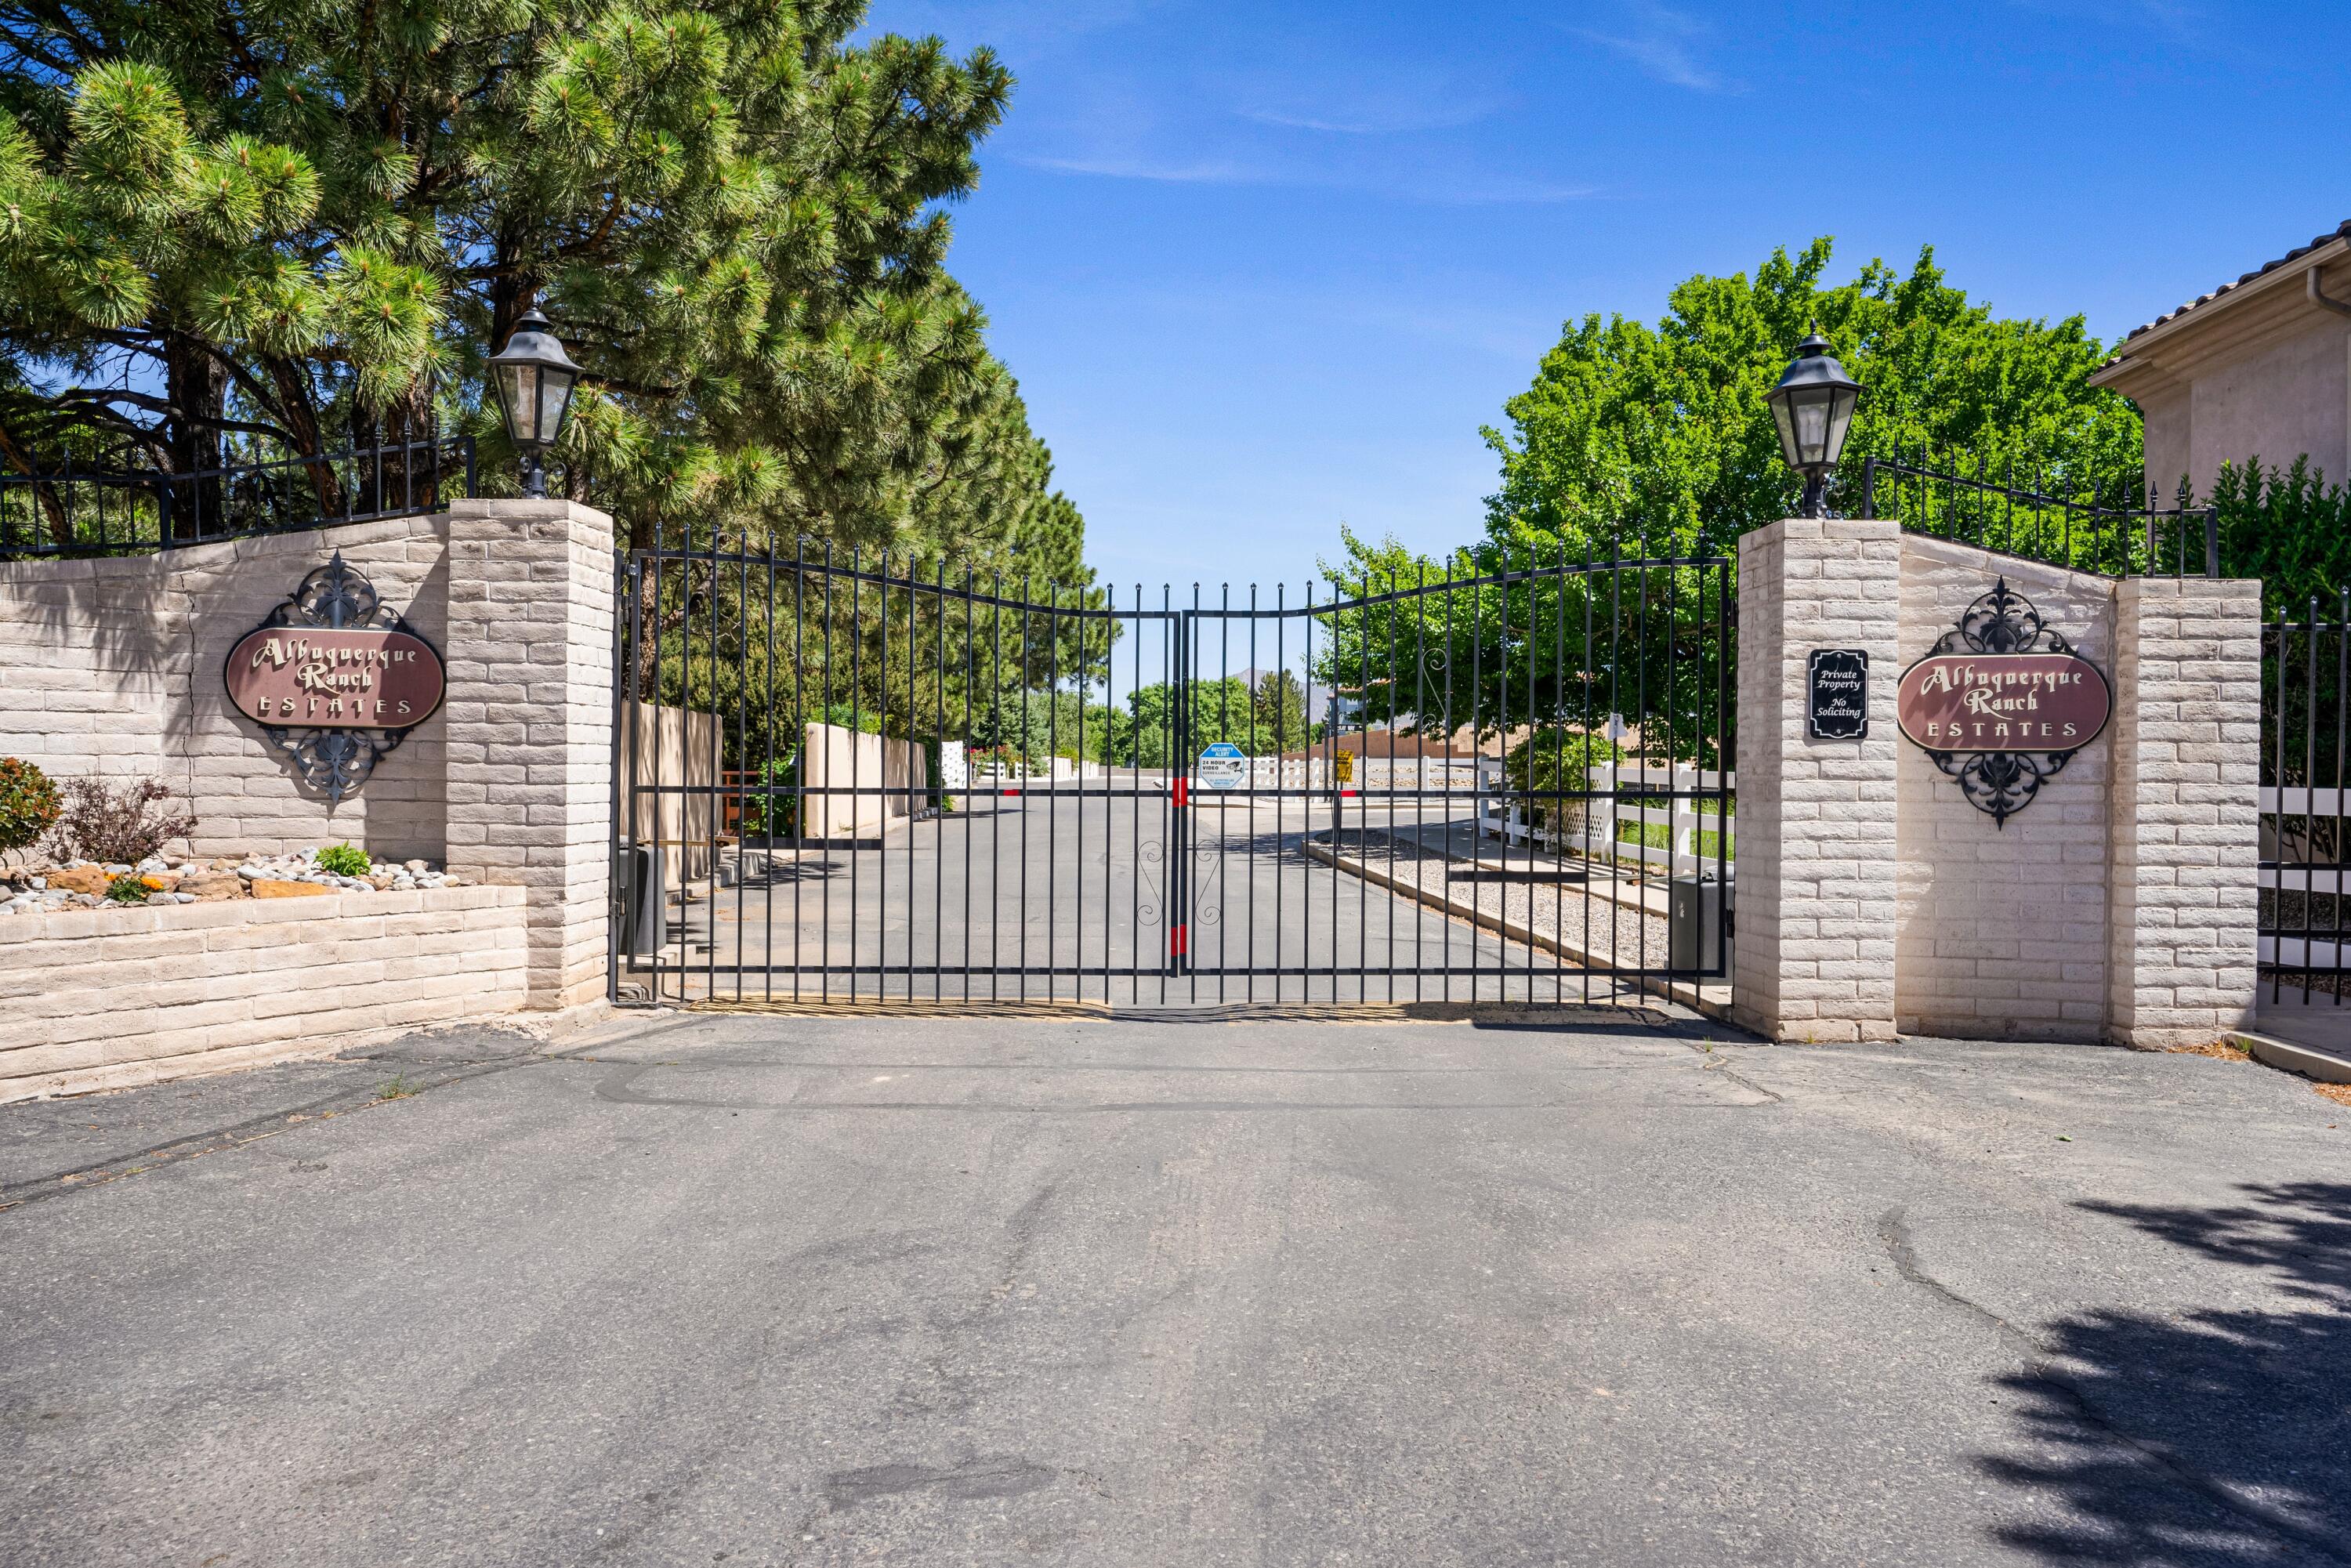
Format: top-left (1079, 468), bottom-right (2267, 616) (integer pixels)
top-left (163, 339), bottom-right (227, 541)
top-left (262, 355), bottom-right (346, 520)
top-left (0, 414), bottom-right (70, 548)
top-left (349, 381), bottom-right (437, 514)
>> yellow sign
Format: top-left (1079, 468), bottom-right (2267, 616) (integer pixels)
top-left (1333, 750), bottom-right (1354, 784)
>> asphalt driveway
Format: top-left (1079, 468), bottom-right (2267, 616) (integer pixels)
top-left (1, 1007), bottom-right (2345, 1566)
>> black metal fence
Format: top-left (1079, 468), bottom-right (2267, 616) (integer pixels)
top-left (2263, 594), bottom-right (2350, 1004)
top-left (0, 432), bottom-right (475, 557)
top-left (1858, 451), bottom-right (2218, 580)
top-left (612, 535), bottom-right (1733, 1012)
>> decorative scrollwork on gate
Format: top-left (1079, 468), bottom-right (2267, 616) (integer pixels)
top-left (1136, 839), bottom-right (1163, 928)
top-left (1192, 845), bottom-right (1223, 928)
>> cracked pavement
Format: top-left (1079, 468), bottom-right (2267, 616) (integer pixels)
top-left (1, 1008), bottom-right (2345, 1566)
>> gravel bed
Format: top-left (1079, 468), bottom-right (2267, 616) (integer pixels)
top-left (2, 849), bottom-right (468, 917)
top-left (1322, 825), bottom-right (1708, 990)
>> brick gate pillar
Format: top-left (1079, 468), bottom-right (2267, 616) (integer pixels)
top-left (440, 498), bottom-right (615, 1012)
top-left (2105, 577), bottom-right (2264, 1047)
top-left (1731, 517), bottom-right (1903, 1042)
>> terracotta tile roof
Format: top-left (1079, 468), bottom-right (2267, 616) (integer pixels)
top-left (2115, 219), bottom-right (2351, 346)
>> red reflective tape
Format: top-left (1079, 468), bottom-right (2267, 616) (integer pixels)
top-left (1172, 779), bottom-right (1187, 808)
top-left (1001, 788), bottom-right (1020, 798)
top-left (1340, 788), bottom-right (1358, 798)
top-left (1172, 924), bottom-right (1187, 956)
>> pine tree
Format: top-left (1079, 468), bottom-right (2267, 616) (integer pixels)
top-left (0, 0), bottom-right (1091, 585)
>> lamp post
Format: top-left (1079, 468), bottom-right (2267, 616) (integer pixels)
top-left (486, 302), bottom-right (581, 499)
top-left (1765, 328), bottom-right (1860, 519)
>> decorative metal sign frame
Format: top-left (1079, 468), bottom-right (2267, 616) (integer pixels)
top-left (1895, 578), bottom-right (2111, 828)
top-left (223, 552), bottom-right (446, 802)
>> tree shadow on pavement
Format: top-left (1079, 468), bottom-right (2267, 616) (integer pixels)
top-left (1980, 1181), bottom-right (2351, 1566)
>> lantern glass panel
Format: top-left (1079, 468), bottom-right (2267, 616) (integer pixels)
top-left (1820, 385), bottom-right (1858, 466)
top-left (1793, 396), bottom-right (1829, 465)
top-left (497, 363), bottom-right (541, 446)
top-left (538, 367), bottom-right (575, 446)
top-left (1770, 396), bottom-right (1802, 471)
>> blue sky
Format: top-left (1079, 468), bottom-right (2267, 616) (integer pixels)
top-left (865, 1), bottom-right (2349, 600)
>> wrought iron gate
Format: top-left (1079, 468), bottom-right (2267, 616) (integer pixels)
top-left (610, 538), bottom-right (1733, 1009)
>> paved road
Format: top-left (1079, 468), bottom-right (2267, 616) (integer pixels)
top-left (653, 788), bottom-right (1643, 1008)
top-left (2, 1011), bottom-right (2346, 1566)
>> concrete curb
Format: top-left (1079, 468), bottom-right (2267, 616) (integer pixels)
top-left (1302, 840), bottom-right (1737, 1025)
top-left (2229, 1030), bottom-right (2351, 1085)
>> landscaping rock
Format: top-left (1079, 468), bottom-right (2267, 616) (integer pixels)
top-left (176, 871), bottom-right (243, 901)
top-left (250, 879), bottom-right (332, 899)
top-left (46, 865), bottom-right (112, 896)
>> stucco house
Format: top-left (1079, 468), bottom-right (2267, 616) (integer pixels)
top-left (2089, 219), bottom-right (2351, 501)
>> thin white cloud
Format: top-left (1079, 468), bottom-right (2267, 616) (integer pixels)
top-left (1020, 153), bottom-right (1263, 185)
top-left (1237, 109), bottom-right (1386, 136)
top-left (1578, 4), bottom-right (1729, 93)
top-left (1233, 93), bottom-right (1501, 137)
top-left (1017, 152), bottom-right (1598, 206)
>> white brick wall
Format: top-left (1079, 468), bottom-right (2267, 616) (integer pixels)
top-left (2107, 577), bottom-right (2263, 1047)
top-left (1733, 518), bottom-right (1902, 1043)
top-left (2, 501), bottom-right (621, 1016)
top-left (1895, 537), bottom-right (2121, 1042)
top-left (0, 885), bottom-right (528, 1102)
top-left (442, 500), bottom-right (614, 1010)
top-left (1741, 523), bottom-right (2262, 1048)
top-left (0, 518), bottom-right (451, 860)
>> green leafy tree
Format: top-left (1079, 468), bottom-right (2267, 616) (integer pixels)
top-left (1252, 670), bottom-right (1306, 748)
top-left (1482, 239), bottom-right (2143, 568)
top-left (1310, 526), bottom-right (1730, 767)
top-left (1502, 728), bottom-right (1623, 836)
top-left (1109, 678), bottom-right (1257, 768)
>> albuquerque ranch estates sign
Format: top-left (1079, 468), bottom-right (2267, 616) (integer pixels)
top-left (1894, 652), bottom-right (2110, 753)
top-left (1894, 578), bottom-right (2111, 827)
top-left (223, 552), bottom-right (446, 801)
top-left (226, 626), bottom-right (443, 730)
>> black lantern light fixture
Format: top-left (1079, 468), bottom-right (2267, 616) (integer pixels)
top-left (486, 302), bottom-right (581, 498)
top-left (1765, 328), bottom-right (1861, 518)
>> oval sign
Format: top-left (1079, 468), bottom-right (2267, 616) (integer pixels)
top-left (1896, 652), bottom-right (2110, 754)
top-left (224, 626), bottom-right (447, 731)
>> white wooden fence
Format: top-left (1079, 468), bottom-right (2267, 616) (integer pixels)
top-left (1479, 762), bottom-right (1736, 878)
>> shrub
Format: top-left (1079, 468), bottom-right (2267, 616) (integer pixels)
top-left (104, 875), bottom-right (149, 904)
top-left (1502, 729), bottom-right (1625, 835)
top-left (316, 842), bottom-right (371, 877)
top-left (737, 752), bottom-right (799, 839)
top-left (0, 758), bottom-right (61, 856)
top-left (46, 776), bottom-right (198, 865)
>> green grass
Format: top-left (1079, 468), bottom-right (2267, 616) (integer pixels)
top-left (1616, 821), bottom-right (1733, 859)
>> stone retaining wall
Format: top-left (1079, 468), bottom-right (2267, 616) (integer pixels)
top-left (0, 884), bottom-right (527, 1102)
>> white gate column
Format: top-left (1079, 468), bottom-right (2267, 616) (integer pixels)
top-left (1731, 517), bottom-right (1903, 1042)
top-left (440, 498), bottom-right (615, 1012)
top-left (2105, 576), bottom-right (2263, 1047)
